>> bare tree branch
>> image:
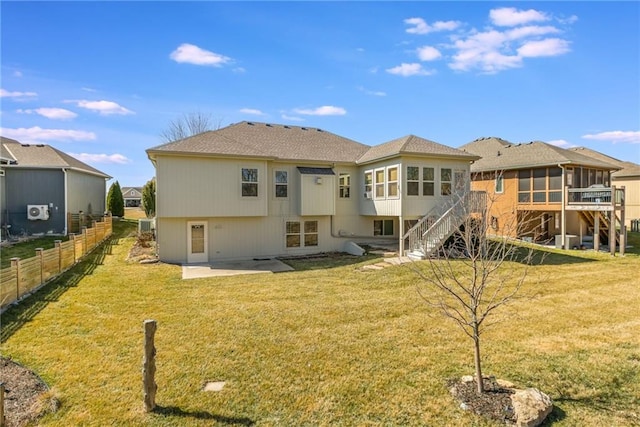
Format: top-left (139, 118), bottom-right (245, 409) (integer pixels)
top-left (159, 111), bottom-right (223, 143)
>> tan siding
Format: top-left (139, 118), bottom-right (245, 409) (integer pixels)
top-left (66, 170), bottom-right (106, 215)
top-left (299, 173), bottom-right (335, 216)
top-left (156, 156), bottom-right (268, 218)
top-left (613, 178), bottom-right (640, 227)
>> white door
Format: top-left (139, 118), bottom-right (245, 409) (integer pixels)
top-left (187, 221), bottom-right (208, 263)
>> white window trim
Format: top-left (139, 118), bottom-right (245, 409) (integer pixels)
top-left (387, 166), bottom-right (399, 199)
top-left (406, 166), bottom-right (420, 197)
top-left (364, 170), bottom-right (373, 199)
top-left (339, 173), bottom-right (350, 199)
top-left (241, 167), bottom-right (259, 198)
top-left (495, 174), bottom-right (504, 194)
top-left (275, 170), bottom-right (288, 199)
top-left (374, 168), bottom-right (385, 199)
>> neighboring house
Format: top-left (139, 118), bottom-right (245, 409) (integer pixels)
top-left (569, 147), bottom-right (640, 229)
top-left (146, 121), bottom-right (479, 264)
top-left (122, 186), bottom-right (143, 207)
top-left (0, 136), bottom-right (111, 239)
top-left (460, 137), bottom-right (625, 252)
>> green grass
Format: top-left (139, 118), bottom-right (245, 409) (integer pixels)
top-left (1, 223), bottom-right (639, 426)
top-left (1, 235), bottom-right (70, 269)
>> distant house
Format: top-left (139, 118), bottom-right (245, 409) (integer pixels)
top-left (0, 136), bottom-right (111, 239)
top-left (569, 147), bottom-right (640, 229)
top-left (121, 186), bottom-right (143, 207)
top-left (460, 137), bottom-right (626, 252)
top-left (146, 121), bottom-right (479, 263)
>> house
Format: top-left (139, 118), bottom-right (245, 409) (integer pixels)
top-left (146, 121), bottom-right (479, 264)
top-left (122, 186), bottom-right (143, 207)
top-left (0, 136), bottom-right (111, 239)
top-left (568, 147), bottom-right (640, 229)
top-left (460, 137), bottom-right (626, 253)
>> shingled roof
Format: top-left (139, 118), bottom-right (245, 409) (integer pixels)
top-left (356, 135), bottom-right (479, 164)
top-left (459, 137), bottom-right (620, 172)
top-left (0, 136), bottom-right (111, 178)
top-left (147, 122), bottom-right (478, 165)
top-left (569, 147), bottom-right (640, 178)
top-left (147, 121), bottom-right (370, 163)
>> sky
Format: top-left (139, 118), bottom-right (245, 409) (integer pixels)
top-left (1, 1), bottom-right (639, 187)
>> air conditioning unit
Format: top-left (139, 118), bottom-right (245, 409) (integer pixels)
top-left (27, 204), bottom-right (50, 220)
top-left (364, 191), bottom-right (373, 199)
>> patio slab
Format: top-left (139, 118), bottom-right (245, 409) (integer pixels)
top-left (181, 258), bottom-right (294, 279)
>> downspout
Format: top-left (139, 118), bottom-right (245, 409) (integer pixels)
top-left (559, 164), bottom-right (566, 249)
top-left (63, 168), bottom-right (68, 235)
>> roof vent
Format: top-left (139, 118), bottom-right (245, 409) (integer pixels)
top-left (21, 144), bottom-right (30, 147)
top-left (266, 123), bottom-right (272, 127)
top-left (247, 122), bottom-right (254, 126)
top-left (284, 125), bottom-right (290, 129)
top-left (301, 127), bottom-right (307, 131)
top-left (36, 144), bottom-right (45, 147)
top-left (497, 151), bottom-right (501, 156)
top-left (316, 128), bottom-right (323, 132)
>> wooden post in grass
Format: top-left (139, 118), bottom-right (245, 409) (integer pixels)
top-left (0, 382), bottom-right (5, 427)
top-left (143, 319), bottom-right (157, 412)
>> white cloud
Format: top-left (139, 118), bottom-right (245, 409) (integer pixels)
top-left (281, 114), bottom-right (305, 122)
top-left (386, 63), bottom-right (435, 76)
top-left (490, 7), bottom-right (549, 27)
top-left (506, 25), bottom-right (560, 40)
top-left (405, 17), bottom-right (461, 34)
top-left (547, 139), bottom-right (576, 148)
top-left (13, 71), bottom-right (23, 77)
top-left (239, 108), bottom-right (265, 115)
top-left (417, 46), bottom-right (442, 61)
top-left (170, 43), bottom-right (232, 67)
top-left (517, 38), bottom-right (571, 57)
top-left (292, 106), bottom-right (347, 116)
top-left (357, 86), bottom-right (386, 97)
top-left (1, 88), bottom-right (37, 99)
top-left (69, 100), bottom-right (134, 115)
top-left (69, 153), bottom-right (130, 164)
top-left (582, 131), bottom-right (640, 144)
top-left (81, 87), bottom-right (97, 92)
top-left (17, 107), bottom-right (78, 120)
top-left (0, 126), bottom-right (96, 143)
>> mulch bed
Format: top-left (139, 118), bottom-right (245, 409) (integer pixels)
top-left (447, 376), bottom-right (517, 424)
top-left (0, 357), bottom-right (56, 426)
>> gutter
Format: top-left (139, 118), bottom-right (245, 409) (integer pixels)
top-left (63, 168), bottom-right (68, 235)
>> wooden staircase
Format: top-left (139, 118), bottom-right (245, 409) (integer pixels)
top-left (578, 211), bottom-right (620, 247)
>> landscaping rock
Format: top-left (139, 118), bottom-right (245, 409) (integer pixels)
top-left (510, 388), bottom-right (553, 427)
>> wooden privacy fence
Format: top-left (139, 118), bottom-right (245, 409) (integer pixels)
top-left (0, 216), bottom-right (113, 311)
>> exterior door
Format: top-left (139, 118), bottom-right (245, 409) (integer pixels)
top-left (187, 221), bottom-right (208, 263)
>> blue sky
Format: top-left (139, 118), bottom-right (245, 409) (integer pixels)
top-left (1, 1), bottom-right (638, 187)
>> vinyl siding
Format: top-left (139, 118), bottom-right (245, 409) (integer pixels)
top-left (155, 155), bottom-right (268, 218)
top-left (66, 169), bottom-right (107, 215)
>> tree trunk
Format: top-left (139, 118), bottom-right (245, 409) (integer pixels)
top-left (473, 325), bottom-right (484, 394)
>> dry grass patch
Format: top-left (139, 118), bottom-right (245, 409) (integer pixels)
top-left (1, 225), bottom-right (639, 426)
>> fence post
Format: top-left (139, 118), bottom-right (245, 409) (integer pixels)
top-left (143, 319), bottom-right (157, 412)
top-left (82, 227), bottom-right (88, 257)
top-left (79, 210), bottom-right (84, 230)
top-left (55, 240), bottom-right (62, 274)
top-left (11, 258), bottom-right (20, 301)
top-left (36, 248), bottom-right (44, 287)
top-left (0, 382), bottom-right (5, 427)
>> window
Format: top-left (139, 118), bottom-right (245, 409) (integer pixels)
top-left (423, 167), bottom-right (435, 196)
top-left (285, 220), bottom-right (318, 247)
top-left (275, 170), bottom-right (288, 198)
top-left (241, 168), bottom-right (258, 197)
top-left (339, 173), bottom-right (350, 198)
top-left (518, 170), bottom-right (531, 203)
top-left (407, 166), bottom-right (419, 196)
top-left (533, 168), bottom-right (546, 203)
top-left (374, 219), bottom-right (394, 236)
top-left (596, 170), bottom-right (603, 185)
top-left (441, 168), bottom-right (452, 195)
top-left (364, 171), bottom-right (373, 198)
top-left (286, 221), bottom-right (301, 248)
top-left (304, 221), bottom-right (318, 246)
top-left (549, 167), bottom-right (562, 203)
top-left (495, 173), bottom-right (504, 194)
top-left (387, 167), bottom-right (398, 197)
top-left (375, 169), bottom-right (385, 198)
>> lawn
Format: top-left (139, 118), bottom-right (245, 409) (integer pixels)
top-left (1, 221), bottom-right (639, 426)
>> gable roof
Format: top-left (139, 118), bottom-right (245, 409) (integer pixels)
top-left (459, 137), bottom-right (620, 172)
top-left (357, 135), bottom-right (479, 164)
top-left (569, 147), bottom-right (640, 178)
top-left (122, 187), bottom-right (143, 195)
top-left (147, 122), bottom-right (477, 165)
top-left (0, 137), bottom-right (111, 178)
top-left (147, 121), bottom-right (370, 163)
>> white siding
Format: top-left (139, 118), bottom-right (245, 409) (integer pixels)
top-left (299, 172), bottom-right (336, 216)
top-left (358, 160), bottom-right (402, 216)
top-left (156, 155), bottom-right (268, 217)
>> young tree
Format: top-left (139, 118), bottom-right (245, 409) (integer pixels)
top-left (409, 188), bottom-right (544, 394)
top-left (159, 111), bottom-right (223, 143)
top-left (107, 181), bottom-right (125, 217)
top-left (142, 178), bottom-right (156, 218)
